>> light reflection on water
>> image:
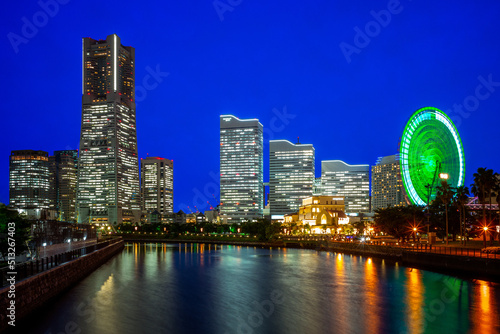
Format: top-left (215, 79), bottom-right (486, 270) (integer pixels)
top-left (17, 243), bottom-right (500, 334)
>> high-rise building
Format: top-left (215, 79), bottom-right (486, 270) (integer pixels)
top-left (220, 115), bottom-right (264, 223)
top-left (76, 34), bottom-right (140, 225)
top-left (269, 140), bottom-right (314, 217)
top-left (313, 177), bottom-right (323, 195)
top-left (320, 160), bottom-right (370, 214)
top-left (371, 154), bottom-right (406, 210)
top-left (49, 150), bottom-right (78, 222)
top-left (141, 157), bottom-right (174, 216)
top-left (9, 150), bottom-right (50, 211)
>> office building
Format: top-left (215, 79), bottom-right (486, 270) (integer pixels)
top-left (76, 34), bottom-right (140, 225)
top-left (320, 160), bottom-right (370, 214)
top-left (49, 150), bottom-right (78, 222)
top-left (9, 150), bottom-right (50, 211)
top-left (220, 115), bottom-right (264, 223)
top-left (371, 154), bottom-right (406, 210)
top-left (141, 157), bottom-right (174, 216)
top-left (269, 140), bottom-right (314, 217)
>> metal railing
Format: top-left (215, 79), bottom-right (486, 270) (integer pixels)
top-left (281, 237), bottom-right (500, 260)
top-left (1, 237), bottom-right (122, 288)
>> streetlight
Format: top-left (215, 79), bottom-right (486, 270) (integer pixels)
top-left (413, 227), bottom-right (417, 242)
top-left (483, 226), bottom-right (489, 248)
top-left (439, 173), bottom-right (450, 245)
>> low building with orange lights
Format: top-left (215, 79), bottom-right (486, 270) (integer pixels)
top-left (285, 196), bottom-right (349, 234)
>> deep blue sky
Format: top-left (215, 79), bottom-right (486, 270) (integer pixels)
top-left (1, 0), bottom-right (499, 212)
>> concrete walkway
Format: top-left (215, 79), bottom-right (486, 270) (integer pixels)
top-left (38, 239), bottom-right (98, 258)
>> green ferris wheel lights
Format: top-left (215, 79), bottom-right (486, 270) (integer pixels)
top-left (400, 107), bottom-right (465, 206)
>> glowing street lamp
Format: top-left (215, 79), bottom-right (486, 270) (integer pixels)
top-left (440, 173), bottom-right (450, 245)
top-left (483, 226), bottom-right (489, 248)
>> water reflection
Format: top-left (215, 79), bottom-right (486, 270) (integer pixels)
top-left (17, 243), bottom-right (500, 334)
top-left (470, 280), bottom-right (499, 333)
top-left (364, 257), bottom-right (381, 333)
top-left (405, 269), bottom-right (425, 333)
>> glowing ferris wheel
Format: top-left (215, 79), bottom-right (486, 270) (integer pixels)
top-left (400, 107), bottom-right (465, 206)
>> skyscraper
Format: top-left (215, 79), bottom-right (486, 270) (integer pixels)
top-left (49, 150), bottom-right (78, 222)
top-left (9, 150), bottom-right (50, 211)
top-left (76, 34), bottom-right (140, 225)
top-left (269, 140), bottom-right (314, 217)
top-left (220, 115), bottom-right (264, 223)
top-left (371, 154), bottom-right (406, 210)
top-left (141, 157), bottom-right (174, 217)
top-left (320, 160), bottom-right (370, 214)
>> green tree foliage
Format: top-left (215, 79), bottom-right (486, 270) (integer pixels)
top-left (374, 205), bottom-right (425, 241)
top-left (471, 167), bottom-right (498, 225)
top-left (0, 204), bottom-right (31, 260)
top-left (454, 186), bottom-right (470, 244)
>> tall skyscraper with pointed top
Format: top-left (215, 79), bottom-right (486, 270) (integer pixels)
top-left (76, 34), bottom-right (140, 225)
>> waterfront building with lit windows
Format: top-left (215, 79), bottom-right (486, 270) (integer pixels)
top-left (320, 160), bottom-right (370, 214)
top-left (269, 140), bottom-right (314, 218)
top-left (9, 150), bottom-right (50, 213)
top-left (371, 154), bottom-right (407, 210)
top-left (141, 157), bottom-right (174, 217)
top-left (76, 34), bottom-right (140, 225)
top-left (220, 115), bottom-right (263, 223)
top-left (284, 196), bottom-right (348, 234)
top-left (49, 150), bottom-right (78, 222)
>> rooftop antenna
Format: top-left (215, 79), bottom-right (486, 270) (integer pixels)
top-left (297, 136), bottom-right (300, 144)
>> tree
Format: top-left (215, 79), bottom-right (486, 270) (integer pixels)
top-left (471, 167), bottom-right (498, 245)
top-left (373, 205), bottom-right (426, 242)
top-left (454, 186), bottom-right (470, 245)
top-left (0, 204), bottom-right (31, 261)
top-left (436, 180), bottom-right (455, 244)
top-left (304, 223), bottom-right (311, 235)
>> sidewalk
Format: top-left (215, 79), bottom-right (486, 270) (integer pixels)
top-left (38, 239), bottom-right (98, 258)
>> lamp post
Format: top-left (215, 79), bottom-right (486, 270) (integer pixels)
top-left (413, 227), bottom-right (417, 243)
top-left (425, 184), bottom-right (432, 242)
top-left (439, 173), bottom-right (450, 245)
top-left (483, 226), bottom-right (489, 248)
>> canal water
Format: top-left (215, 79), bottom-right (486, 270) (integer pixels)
top-left (18, 243), bottom-right (500, 334)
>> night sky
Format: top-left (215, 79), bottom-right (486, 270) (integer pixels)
top-left (1, 0), bottom-right (500, 213)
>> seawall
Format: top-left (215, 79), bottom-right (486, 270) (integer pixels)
top-left (0, 239), bottom-right (124, 332)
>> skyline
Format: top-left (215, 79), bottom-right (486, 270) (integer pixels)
top-left (2, 0), bottom-right (500, 212)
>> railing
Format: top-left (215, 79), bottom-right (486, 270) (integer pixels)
top-left (0, 237), bottom-right (122, 288)
top-left (281, 237), bottom-right (500, 260)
